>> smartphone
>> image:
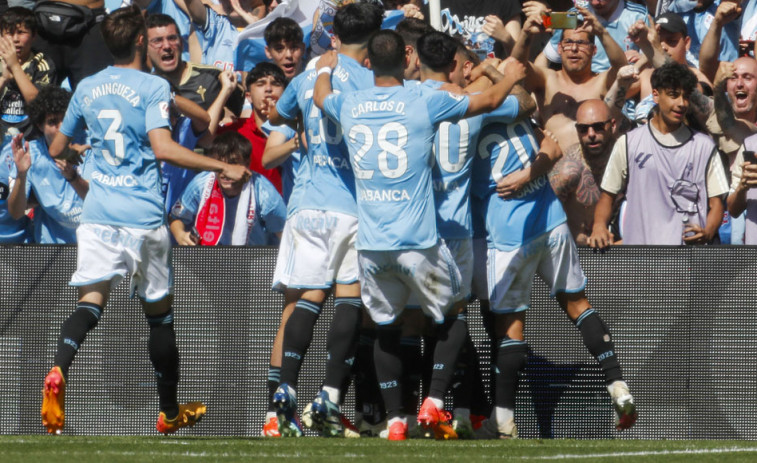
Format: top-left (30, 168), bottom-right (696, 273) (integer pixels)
top-left (542, 12), bottom-right (578, 30)
top-left (744, 150), bottom-right (757, 164)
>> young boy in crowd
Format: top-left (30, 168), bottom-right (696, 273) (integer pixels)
top-left (170, 131), bottom-right (286, 246)
top-left (264, 17), bottom-right (306, 81)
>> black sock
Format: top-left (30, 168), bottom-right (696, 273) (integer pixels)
top-left (575, 309), bottom-right (622, 384)
top-left (374, 325), bottom-right (403, 420)
top-left (146, 310), bottom-right (180, 419)
top-left (355, 329), bottom-right (384, 424)
top-left (54, 302), bottom-right (102, 378)
top-left (324, 298), bottom-right (362, 390)
top-left (400, 335), bottom-right (422, 416)
top-left (451, 334), bottom-right (479, 412)
top-left (279, 299), bottom-right (322, 387)
top-left (428, 313), bottom-right (468, 400)
top-left (494, 338), bottom-right (528, 409)
top-left (421, 335), bottom-right (436, 400)
top-left (267, 365), bottom-right (280, 412)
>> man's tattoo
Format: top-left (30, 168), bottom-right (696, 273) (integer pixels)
top-left (714, 82), bottom-right (736, 130)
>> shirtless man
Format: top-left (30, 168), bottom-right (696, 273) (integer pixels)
top-left (549, 99), bottom-right (618, 245)
top-left (512, 7), bottom-right (627, 153)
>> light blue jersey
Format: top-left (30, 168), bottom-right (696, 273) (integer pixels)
top-left (61, 66), bottom-right (171, 229)
top-left (275, 54), bottom-right (373, 217)
top-left (260, 120), bottom-right (305, 212)
top-left (544, 0), bottom-right (648, 73)
top-left (171, 171), bottom-right (286, 245)
top-left (0, 145), bottom-right (29, 243)
top-left (471, 119), bottom-right (566, 251)
top-left (14, 139), bottom-right (91, 243)
top-left (418, 79), bottom-right (520, 240)
top-left (197, 6), bottom-right (238, 72)
top-left (322, 84), bottom-right (469, 251)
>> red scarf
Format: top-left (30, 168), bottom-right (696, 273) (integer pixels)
top-left (195, 177), bottom-right (225, 246)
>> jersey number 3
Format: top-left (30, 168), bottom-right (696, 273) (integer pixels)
top-left (98, 109), bottom-right (125, 166)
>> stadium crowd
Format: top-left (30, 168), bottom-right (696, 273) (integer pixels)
top-left (5, 0), bottom-right (757, 442)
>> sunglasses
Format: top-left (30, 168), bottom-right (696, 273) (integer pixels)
top-left (575, 120), bottom-right (611, 134)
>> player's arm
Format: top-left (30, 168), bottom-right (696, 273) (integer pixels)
top-left (465, 58), bottom-right (527, 118)
top-left (149, 127), bottom-right (251, 181)
top-left (497, 129), bottom-right (562, 199)
top-left (262, 129), bottom-right (300, 169)
top-left (313, 50), bottom-right (339, 111)
top-left (7, 133), bottom-right (29, 219)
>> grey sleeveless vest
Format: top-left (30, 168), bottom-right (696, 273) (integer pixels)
top-left (624, 124), bottom-right (715, 245)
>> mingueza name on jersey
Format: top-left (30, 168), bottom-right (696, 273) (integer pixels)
top-left (359, 189), bottom-right (410, 202)
top-left (88, 82), bottom-right (140, 107)
top-left (93, 227), bottom-right (144, 251)
top-left (92, 171), bottom-right (138, 187)
top-left (294, 215), bottom-right (337, 232)
top-left (312, 154), bottom-right (350, 169)
top-left (362, 262), bottom-right (416, 277)
top-left (514, 175), bottom-right (548, 199)
top-left (351, 100), bottom-right (406, 118)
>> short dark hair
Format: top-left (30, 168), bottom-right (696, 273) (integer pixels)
top-left (416, 31), bottom-right (458, 72)
top-left (367, 30), bottom-right (405, 76)
top-left (145, 13), bottom-right (179, 31)
top-left (264, 17), bottom-right (303, 46)
top-left (245, 62), bottom-right (287, 88)
top-left (333, 2), bottom-right (383, 45)
top-left (101, 5), bottom-right (146, 61)
top-left (650, 61), bottom-right (697, 94)
top-left (28, 86), bottom-right (71, 128)
top-left (0, 7), bottom-right (36, 35)
top-left (395, 17), bottom-right (432, 49)
top-left (207, 132), bottom-right (251, 166)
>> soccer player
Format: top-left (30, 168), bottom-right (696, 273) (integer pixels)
top-left (313, 29), bottom-right (527, 440)
top-left (266, 2), bottom-right (384, 438)
top-left (38, 5), bottom-right (250, 435)
top-left (471, 98), bottom-right (637, 440)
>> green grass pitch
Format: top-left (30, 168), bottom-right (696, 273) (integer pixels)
top-left (2, 437), bottom-right (757, 463)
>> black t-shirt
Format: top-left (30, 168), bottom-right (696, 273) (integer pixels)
top-left (423, 0), bottom-right (521, 58)
top-left (173, 62), bottom-right (245, 117)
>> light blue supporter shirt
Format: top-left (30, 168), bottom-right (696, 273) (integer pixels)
top-left (0, 145), bottom-right (29, 243)
top-left (322, 84), bottom-right (469, 251)
top-left (11, 139), bottom-right (91, 243)
top-left (197, 6), bottom-right (238, 72)
top-left (471, 119), bottom-right (567, 251)
top-left (60, 66), bottom-right (171, 229)
top-left (170, 171), bottom-right (287, 245)
top-left (275, 54), bottom-right (374, 217)
top-left (416, 79), bottom-right (520, 240)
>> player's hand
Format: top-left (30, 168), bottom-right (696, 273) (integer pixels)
top-left (316, 50), bottom-right (338, 71)
top-left (221, 164), bottom-right (251, 183)
top-left (682, 224), bottom-right (710, 245)
top-left (400, 3), bottom-right (424, 20)
top-left (10, 133), bottom-right (30, 174)
top-left (714, 0), bottom-right (741, 26)
top-left (499, 57), bottom-right (527, 83)
top-left (496, 169), bottom-right (530, 199)
top-left (587, 225), bottom-right (614, 252)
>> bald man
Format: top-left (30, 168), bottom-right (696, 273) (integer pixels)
top-left (549, 100), bottom-right (618, 245)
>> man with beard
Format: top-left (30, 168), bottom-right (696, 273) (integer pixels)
top-left (512, 8), bottom-right (627, 154)
top-left (549, 100), bottom-right (618, 245)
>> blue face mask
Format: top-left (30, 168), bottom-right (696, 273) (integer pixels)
top-left (666, 0), bottom-right (700, 13)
